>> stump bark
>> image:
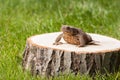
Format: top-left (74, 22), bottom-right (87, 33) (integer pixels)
top-left (22, 32), bottom-right (120, 76)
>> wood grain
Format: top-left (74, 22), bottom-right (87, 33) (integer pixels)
top-left (22, 32), bottom-right (120, 76)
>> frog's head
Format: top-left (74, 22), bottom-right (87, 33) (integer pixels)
top-left (61, 25), bottom-right (79, 35)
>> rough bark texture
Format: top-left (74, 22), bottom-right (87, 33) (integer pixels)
top-left (22, 32), bottom-right (120, 76)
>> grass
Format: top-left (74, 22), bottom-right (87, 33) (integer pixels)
top-left (0, 0), bottom-right (120, 80)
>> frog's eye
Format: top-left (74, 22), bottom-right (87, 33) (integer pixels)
top-left (66, 27), bottom-right (70, 30)
top-left (72, 29), bottom-right (78, 35)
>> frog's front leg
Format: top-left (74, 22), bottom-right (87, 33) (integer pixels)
top-left (53, 33), bottom-right (63, 45)
top-left (53, 42), bottom-right (63, 45)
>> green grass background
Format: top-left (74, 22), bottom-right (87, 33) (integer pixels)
top-left (0, 0), bottom-right (120, 80)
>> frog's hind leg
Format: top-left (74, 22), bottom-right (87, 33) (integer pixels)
top-left (77, 35), bottom-right (86, 47)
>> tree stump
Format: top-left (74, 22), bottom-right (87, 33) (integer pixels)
top-left (22, 32), bottom-right (120, 76)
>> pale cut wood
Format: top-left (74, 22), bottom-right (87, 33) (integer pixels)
top-left (22, 32), bottom-right (120, 76)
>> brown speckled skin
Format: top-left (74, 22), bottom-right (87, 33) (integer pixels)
top-left (53, 25), bottom-right (92, 47)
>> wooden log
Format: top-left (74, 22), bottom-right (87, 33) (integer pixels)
top-left (22, 32), bottom-right (120, 76)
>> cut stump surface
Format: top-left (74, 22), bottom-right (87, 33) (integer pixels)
top-left (22, 32), bottom-right (120, 76)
